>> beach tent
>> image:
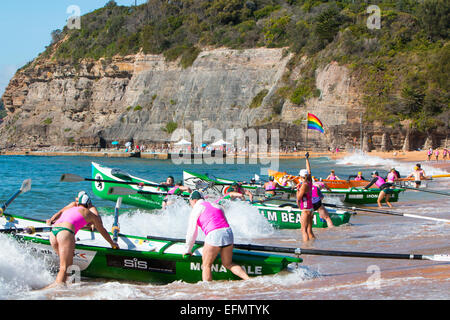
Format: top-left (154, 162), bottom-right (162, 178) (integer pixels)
top-left (211, 139), bottom-right (231, 146)
top-left (174, 139), bottom-right (192, 146)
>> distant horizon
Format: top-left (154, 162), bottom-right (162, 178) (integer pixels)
top-left (0, 0), bottom-right (147, 98)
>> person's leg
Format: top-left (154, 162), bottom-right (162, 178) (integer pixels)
top-left (319, 206), bottom-right (334, 228)
top-left (220, 245), bottom-right (250, 280)
top-left (201, 243), bottom-right (221, 281)
top-left (385, 192), bottom-right (392, 208)
top-left (54, 232), bottom-right (75, 284)
top-left (300, 210), bottom-right (310, 242)
top-left (377, 191), bottom-right (386, 208)
top-left (307, 211), bottom-right (315, 239)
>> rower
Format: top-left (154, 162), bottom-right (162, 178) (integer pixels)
top-left (386, 168), bottom-right (399, 183)
top-left (263, 176), bottom-right (278, 198)
top-left (162, 181), bottom-right (192, 209)
top-left (221, 182), bottom-right (253, 202)
top-left (158, 176), bottom-right (175, 191)
top-left (406, 164), bottom-right (428, 188)
top-left (363, 171), bottom-right (394, 208)
top-left (354, 172), bottom-right (365, 181)
top-left (326, 170), bottom-right (340, 180)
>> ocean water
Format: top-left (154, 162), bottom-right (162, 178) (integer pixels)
top-left (0, 154), bottom-right (449, 300)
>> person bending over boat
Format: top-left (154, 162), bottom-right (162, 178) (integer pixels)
top-left (406, 164), bottom-right (428, 188)
top-left (364, 171), bottom-right (393, 208)
top-left (263, 176), bottom-right (278, 198)
top-left (162, 181), bottom-right (192, 209)
top-left (183, 191), bottom-right (249, 282)
top-left (46, 194), bottom-right (119, 287)
top-left (46, 191), bottom-right (100, 232)
top-left (326, 170), bottom-right (340, 180)
top-left (297, 164), bottom-right (315, 242)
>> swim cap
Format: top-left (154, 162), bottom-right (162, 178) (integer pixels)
top-left (79, 194), bottom-right (92, 207)
top-left (358, 172), bottom-right (362, 175)
top-left (78, 191), bottom-right (87, 199)
top-left (269, 176), bottom-right (274, 181)
top-left (190, 191), bottom-right (204, 200)
top-left (299, 169), bottom-right (308, 178)
top-left (372, 171), bottom-right (379, 175)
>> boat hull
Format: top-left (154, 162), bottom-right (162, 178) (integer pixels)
top-left (1, 214), bottom-right (301, 284)
top-left (254, 203), bottom-right (352, 229)
top-left (91, 162), bottom-right (166, 210)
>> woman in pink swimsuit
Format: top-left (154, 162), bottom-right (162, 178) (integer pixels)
top-left (46, 193), bottom-right (118, 287)
top-left (184, 191), bottom-right (249, 282)
top-left (297, 164), bottom-right (315, 242)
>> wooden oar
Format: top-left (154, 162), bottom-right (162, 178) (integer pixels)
top-left (60, 173), bottom-right (168, 189)
top-left (146, 235), bottom-right (450, 262)
top-left (323, 203), bottom-right (450, 223)
top-left (0, 226), bottom-right (52, 235)
top-left (0, 179), bottom-right (32, 215)
top-left (393, 184), bottom-right (450, 197)
top-left (112, 197), bottom-right (122, 243)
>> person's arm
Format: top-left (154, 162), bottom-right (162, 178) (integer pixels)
top-left (305, 153), bottom-right (311, 175)
top-left (364, 177), bottom-right (377, 189)
top-left (46, 202), bottom-right (75, 225)
top-left (90, 214), bottom-right (119, 249)
top-left (245, 189), bottom-right (253, 202)
top-left (296, 184), bottom-right (306, 207)
top-left (184, 204), bottom-right (203, 255)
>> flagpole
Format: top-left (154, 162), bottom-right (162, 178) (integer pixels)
top-left (305, 113), bottom-right (309, 153)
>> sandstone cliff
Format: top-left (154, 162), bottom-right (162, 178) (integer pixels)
top-left (0, 47), bottom-right (444, 151)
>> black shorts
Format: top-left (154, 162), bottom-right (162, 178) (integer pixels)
top-left (415, 181), bottom-right (421, 186)
top-left (313, 200), bottom-right (322, 211)
top-left (380, 183), bottom-right (393, 193)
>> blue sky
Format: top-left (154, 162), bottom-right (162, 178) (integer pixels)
top-left (0, 0), bottom-right (147, 97)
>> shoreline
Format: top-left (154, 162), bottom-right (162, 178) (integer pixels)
top-left (1, 149), bottom-right (449, 172)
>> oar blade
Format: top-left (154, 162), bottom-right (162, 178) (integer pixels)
top-left (108, 187), bottom-right (137, 196)
top-left (115, 197), bottom-right (123, 209)
top-left (20, 179), bottom-right (32, 193)
top-left (60, 173), bottom-right (85, 183)
top-left (425, 254), bottom-right (450, 262)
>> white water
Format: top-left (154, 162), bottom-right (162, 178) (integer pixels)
top-left (0, 234), bottom-right (54, 299)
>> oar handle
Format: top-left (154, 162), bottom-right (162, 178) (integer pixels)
top-left (0, 227), bottom-right (52, 235)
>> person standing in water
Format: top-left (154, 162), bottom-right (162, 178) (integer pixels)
top-left (183, 191), bottom-right (249, 282)
top-left (297, 154), bottom-right (315, 242)
top-left (46, 194), bottom-right (118, 287)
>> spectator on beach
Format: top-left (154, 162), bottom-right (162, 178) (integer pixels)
top-left (427, 148), bottom-right (432, 161)
top-left (443, 148), bottom-right (448, 161)
top-left (434, 149), bottom-right (439, 162)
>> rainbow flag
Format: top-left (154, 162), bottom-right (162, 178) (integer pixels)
top-left (307, 113), bottom-right (324, 133)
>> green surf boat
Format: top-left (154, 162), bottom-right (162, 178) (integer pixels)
top-left (91, 162), bottom-right (189, 210)
top-left (183, 170), bottom-right (404, 205)
top-left (1, 214), bottom-right (301, 284)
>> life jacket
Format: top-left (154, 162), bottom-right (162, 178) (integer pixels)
top-left (265, 181), bottom-right (277, 191)
top-left (311, 185), bottom-right (323, 204)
